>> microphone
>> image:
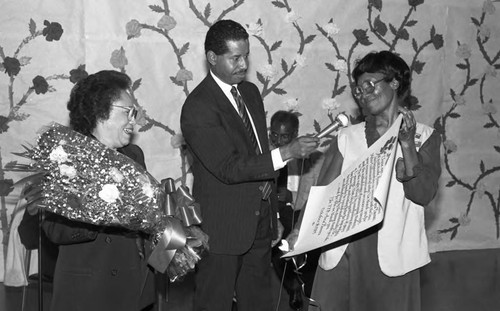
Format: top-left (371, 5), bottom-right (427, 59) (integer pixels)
top-left (315, 113), bottom-right (349, 138)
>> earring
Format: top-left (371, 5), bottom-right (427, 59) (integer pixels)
top-left (390, 80), bottom-right (399, 89)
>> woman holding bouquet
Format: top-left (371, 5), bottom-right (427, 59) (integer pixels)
top-left (42, 70), bottom-right (155, 311)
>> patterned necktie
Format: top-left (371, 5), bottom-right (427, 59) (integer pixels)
top-left (230, 86), bottom-right (272, 200)
top-left (231, 86), bottom-right (259, 154)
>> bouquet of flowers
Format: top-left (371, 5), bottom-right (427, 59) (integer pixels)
top-left (10, 122), bottom-right (208, 281)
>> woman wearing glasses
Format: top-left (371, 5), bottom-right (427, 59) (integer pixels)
top-left (43, 70), bottom-right (155, 311)
top-left (291, 51), bottom-right (441, 311)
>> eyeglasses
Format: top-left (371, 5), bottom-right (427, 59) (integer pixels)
top-left (112, 105), bottom-right (138, 121)
top-left (353, 77), bottom-right (386, 99)
top-left (269, 132), bottom-right (294, 146)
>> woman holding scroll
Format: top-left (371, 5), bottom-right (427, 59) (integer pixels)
top-left (288, 51), bottom-right (441, 311)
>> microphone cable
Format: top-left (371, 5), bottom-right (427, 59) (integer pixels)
top-left (274, 157), bottom-right (321, 311)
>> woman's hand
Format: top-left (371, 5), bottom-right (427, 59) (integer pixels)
top-left (285, 228), bottom-right (300, 251)
top-left (398, 107), bottom-right (416, 145)
top-left (271, 219), bottom-right (284, 247)
top-left (397, 106), bottom-right (419, 179)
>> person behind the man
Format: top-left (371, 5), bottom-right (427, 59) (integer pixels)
top-left (269, 110), bottom-right (323, 310)
top-left (180, 20), bottom-right (319, 311)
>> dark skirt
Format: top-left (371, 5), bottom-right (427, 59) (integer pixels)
top-left (309, 227), bottom-right (422, 311)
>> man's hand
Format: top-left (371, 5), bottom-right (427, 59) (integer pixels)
top-left (279, 136), bottom-right (319, 161)
top-left (271, 219), bottom-right (284, 247)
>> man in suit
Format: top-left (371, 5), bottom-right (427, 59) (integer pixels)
top-left (269, 111), bottom-right (323, 310)
top-left (180, 20), bottom-right (319, 311)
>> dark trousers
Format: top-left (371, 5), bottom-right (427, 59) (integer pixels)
top-left (272, 204), bottom-right (302, 293)
top-left (18, 208), bottom-right (58, 281)
top-left (193, 201), bottom-right (273, 311)
top-left (272, 204), bottom-right (320, 298)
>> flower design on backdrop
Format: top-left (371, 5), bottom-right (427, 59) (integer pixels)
top-left (241, 0), bottom-right (316, 131)
top-left (188, 0), bottom-right (319, 128)
top-left (107, 43), bottom-right (192, 185)
top-left (1, 0), bottom-right (500, 275)
top-left (125, 3), bottom-right (193, 97)
top-left (0, 19), bottom-right (68, 133)
top-left (123, 1), bottom-right (197, 186)
top-left (0, 18), bottom-right (90, 258)
top-left (8, 123), bottom-right (208, 281)
top-left (314, 0), bottom-right (444, 146)
top-left (250, 0), bottom-right (316, 99)
top-left (432, 1), bottom-right (500, 241)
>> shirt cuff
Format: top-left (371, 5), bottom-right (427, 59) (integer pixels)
top-left (271, 148), bottom-right (287, 170)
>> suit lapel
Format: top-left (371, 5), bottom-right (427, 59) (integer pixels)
top-left (204, 75), bottom-right (258, 152)
top-left (204, 75), bottom-right (238, 117)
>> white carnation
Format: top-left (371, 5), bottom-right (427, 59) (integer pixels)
top-left (99, 184), bottom-right (120, 203)
top-left (142, 183), bottom-right (155, 199)
top-left (49, 145), bottom-right (69, 163)
top-left (59, 164), bottom-right (77, 179)
top-left (109, 167), bottom-right (124, 183)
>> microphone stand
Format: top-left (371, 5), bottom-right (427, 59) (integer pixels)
top-left (38, 209), bottom-right (44, 311)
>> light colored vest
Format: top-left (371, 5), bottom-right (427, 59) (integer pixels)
top-left (318, 122), bottom-right (434, 276)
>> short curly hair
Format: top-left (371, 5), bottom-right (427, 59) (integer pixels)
top-left (352, 51), bottom-right (412, 107)
top-left (204, 19), bottom-right (249, 55)
top-left (67, 70), bottom-right (131, 136)
top-left (270, 110), bottom-right (299, 132)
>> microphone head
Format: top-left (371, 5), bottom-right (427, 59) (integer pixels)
top-left (335, 113), bottom-right (349, 127)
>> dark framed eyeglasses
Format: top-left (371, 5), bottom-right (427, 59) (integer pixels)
top-left (353, 77), bottom-right (386, 99)
top-left (112, 105), bottom-right (138, 121)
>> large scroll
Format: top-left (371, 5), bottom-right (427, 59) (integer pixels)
top-left (283, 116), bottom-right (403, 257)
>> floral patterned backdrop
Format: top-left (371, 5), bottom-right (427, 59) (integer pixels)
top-left (0, 0), bottom-right (499, 281)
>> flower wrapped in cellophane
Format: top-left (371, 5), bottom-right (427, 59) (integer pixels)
top-left (150, 178), bottom-right (209, 282)
top-left (9, 122), bottom-right (208, 281)
top-left (165, 225), bottom-right (209, 282)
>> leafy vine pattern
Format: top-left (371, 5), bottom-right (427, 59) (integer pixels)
top-left (124, 0), bottom-right (197, 186)
top-left (188, 0), bottom-right (245, 27)
top-left (250, 0), bottom-right (315, 100)
top-left (432, 1), bottom-right (500, 241)
top-left (188, 0), bottom-right (319, 136)
top-left (188, 0), bottom-right (316, 102)
top-left (313, 0), bottom-right (443, 148)
top-left (109, 45), bottom-right (190, 185)
top-left (0, 18), bottom-right (88, 259)
top-left (1, 19), bottom-right (67, 133)
top-left (1, 0), bottom-right (499, 269)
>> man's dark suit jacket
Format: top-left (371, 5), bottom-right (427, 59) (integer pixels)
top-left (181, 73), bottom-right (279, 255)
top-left (42, 144), bottom-right (155, 311)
